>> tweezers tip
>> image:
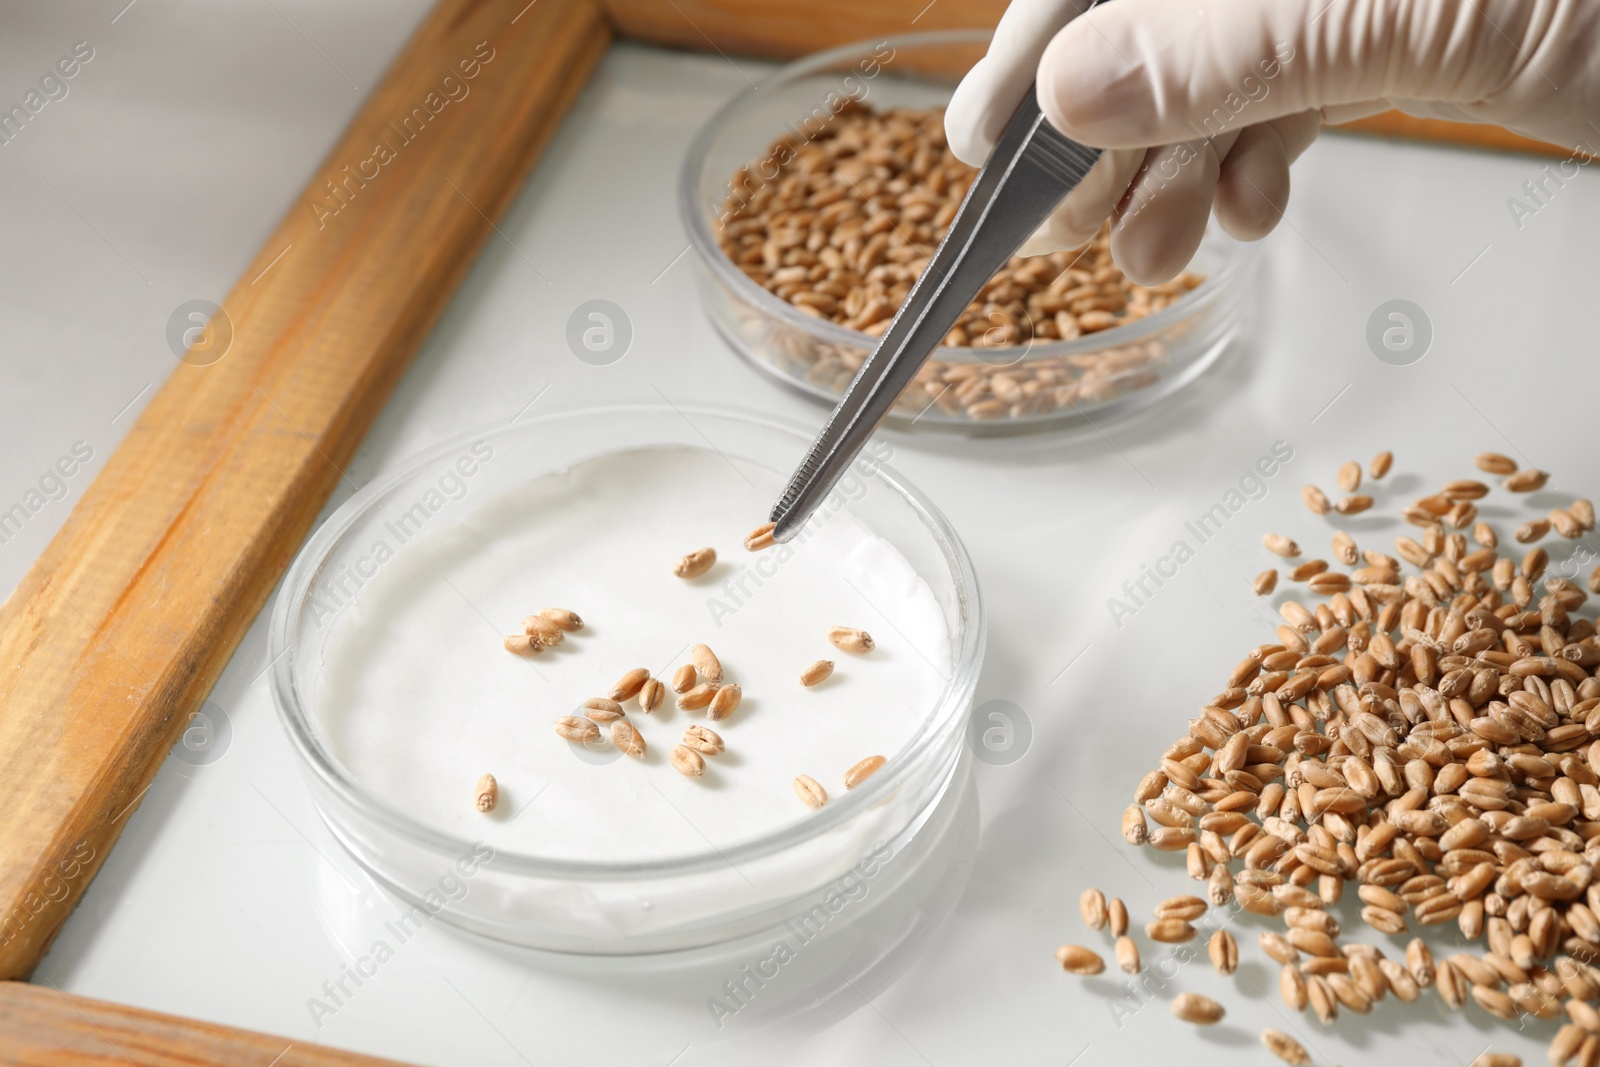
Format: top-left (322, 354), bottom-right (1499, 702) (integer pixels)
top-left (769, 440), bottom-right (828, 525)
top-left (769, 515), bottom-right (800, 544)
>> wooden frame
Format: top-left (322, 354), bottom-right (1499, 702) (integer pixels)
top-left (0, 0), bottom-right (1561, 1058)
top-left (595, 0), bottom-right (1573, 156)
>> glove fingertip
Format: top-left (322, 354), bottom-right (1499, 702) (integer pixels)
top-left (1036, 20), bottom-right (1149, 147)
top-left (1214, 188), bottom-right (1284, 242)
top-left (945, 128), bottom-right (991, 169)
top-left (1016, 233), bottom-right (1067, 258)
top-left (1213, 129), bottom-right (1296, 240)
top-left (945, 59), bottom-right (1000, 166)
top-left (1110, 208), bottom-right (1208, 286)
top-left (1034, 31), bottom-right (1090, 139)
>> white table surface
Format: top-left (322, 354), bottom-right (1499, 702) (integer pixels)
top-left (8, 3), bottom-right (1600, 1064)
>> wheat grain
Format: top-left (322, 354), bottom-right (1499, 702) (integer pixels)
top-left (674, 547), bottom-right (717, 579)
top-left (844, 755), bottom-right (885, 788)
top-left (473, 773), bottom-right (497, 813)
top-left (793, 774), bottom-right (827, 808)
top-left (1055, 944), bottom-right (1104, 976)
top-left (801, 659), bottom-right (835, 687)
top-left (1170, 992), bottom-right (1224, 1024)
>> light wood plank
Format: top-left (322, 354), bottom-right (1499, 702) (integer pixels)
top-left (0, 981), bottom-right (415, 1066)
top-left (0, 0), bottom-right (610, 980)
top-left (603, 0), bottom-right (1003, 57)
top-left (1332, 110), bottom-right (1573, 159)
top-left (607, 0), bottom-right (1565, 157)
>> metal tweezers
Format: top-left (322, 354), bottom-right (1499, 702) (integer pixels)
top-left (769, 81), bottom-right (1106, 542)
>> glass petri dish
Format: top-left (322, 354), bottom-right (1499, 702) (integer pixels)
top-left (680, 30), bottom-right (1260, 435)
top-left (268, 404), bottom-right (984, 953)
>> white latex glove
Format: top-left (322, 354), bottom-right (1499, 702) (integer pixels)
top-left (947, 0), bottom-right (1600, 283)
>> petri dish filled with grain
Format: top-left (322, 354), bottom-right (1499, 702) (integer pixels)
top-left (680, 30), bottom-right (1260, 434)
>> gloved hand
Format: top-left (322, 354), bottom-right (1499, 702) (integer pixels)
top-left (946, 0), bottom-right (1600, 283)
